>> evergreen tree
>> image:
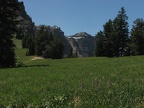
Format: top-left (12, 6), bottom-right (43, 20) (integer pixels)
top-left (35, 26), bottom-right (43, 56)
top-left (95, 7), bottom-right (129, 57)
top-left (22, 33), bottom-right (28, 48)
top-left (16, 27), bottom-right (24, 39)
top-left (34, 25), bottom-right (62, 58)
top-left (95, 31), bottom-right (106, 56)
top-left (68, 47), bottom-right (73, 58)
top-left (113, 7), bottom-right (129, 57)
top-left (35, 26), bottom-right (50, 56)
top-left (0, 0), bottom-right (20, 67)
top-left (25, 34), bottom-right (35, 56)
top-left (130, 18), bottom-right (144, 55)
top-left (103, 19), bottom-right (115, 57)
top-left (49, 37), bottom-right (64, 59)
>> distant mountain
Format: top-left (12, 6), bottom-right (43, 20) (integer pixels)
top-left (67, 32), bottom-right (96, 57)
top-left (16, 2), bottom-right (96, 57)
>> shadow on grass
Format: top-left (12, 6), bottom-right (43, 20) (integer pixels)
top-left (0, 64), bottom-right (50, 69)
top-left (17, 64), bottom-right (50, 68)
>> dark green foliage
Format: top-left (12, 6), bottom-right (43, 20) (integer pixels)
top-left (130, 18), bottom-right (144, 55)
top-left (48, 37), bottom-right (64, 59)
top-left (104, 19), bottom-right (115, 57)
top-left (0, 0), bottom-right (20, 67)
top-left (21, 25), bottom-right (64, 58)
top-left (35, 26), bottom-right (46, 56)
top-left (16, 27), bottom-right (24, 39)
top-left (22, 34), bottom-right (27, 48)
top-left (95, 7), bottom-right (129, 57)
top-left (35, 26), bottom-right (53, 56)
top-left (35, 25), bottom-right (64, 59)
top-left (95, 31), bottom-right (106, 56)
top-left (25, 34), bottom-right (35, 56)
top-left (69, 47), bottom-right (73, 58)
top-left (22, 33), bottom-right (35, 56)
top-left (21, 28), bottom-right (35, 55)
top-left (113, 7), bottom-right (129, 57)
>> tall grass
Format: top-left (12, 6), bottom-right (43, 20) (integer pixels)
top-left (0, 56), bottom-right (144, 107)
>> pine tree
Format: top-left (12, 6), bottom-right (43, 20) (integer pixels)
top-left (16, 27), bottom-right (24, 39)
top-left (95, 31), bottom-right (106, 56)
top-left (69, 47), bottom-right (73, 58)
top-left (49, 37), bottom-right (64, 59)
top-left (35, 26), bottom-right (53, 56)
top-left (130, 18), bottom-right (144, 55)
top-left (103, 19), bottom-right (115, 57)
top-left (25, 34), bottom-right (35, 56)
top-left (113, 7), bottom-right (129, 57)
top-left (95, 7), bottom-right (129, 57)
top-left (35, 26), bottom-right (47, 56)
top-left (0, 0), bottom-right (20, 67)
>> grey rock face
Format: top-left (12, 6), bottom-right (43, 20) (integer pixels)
top-left (67, 32), bottom-right (96, 57)
top-left (16, 1), bottom-right (35, 36)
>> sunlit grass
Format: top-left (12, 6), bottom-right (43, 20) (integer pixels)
top-left (1, 56), bottom-right (144, 107)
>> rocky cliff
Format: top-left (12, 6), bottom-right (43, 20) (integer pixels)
top-left (67, 32), bottom-right (96, 57)
top-left (16, 1), bottom-right (35, 39)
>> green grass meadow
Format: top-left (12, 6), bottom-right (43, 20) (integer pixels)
top-left (1, 39), bottom-right (144, 107)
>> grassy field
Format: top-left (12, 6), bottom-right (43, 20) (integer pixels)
top-left (0, 39), bottom-right (144, 107)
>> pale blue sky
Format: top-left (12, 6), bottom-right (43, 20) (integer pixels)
top-left (19, 0), bottom-right (144, 36)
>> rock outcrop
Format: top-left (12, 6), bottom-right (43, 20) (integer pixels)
top-left (67, 32), bottom-right (96, 57)
top-left (16, 1), bottom-right (35, 39)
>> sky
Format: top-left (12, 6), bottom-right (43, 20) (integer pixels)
top-left (18, 0), bottom-right (144, 36)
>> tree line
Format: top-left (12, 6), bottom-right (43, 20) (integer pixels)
top-left (21, 25), bottom-right (64, 59)
top-left (95, 7), bottom-right (144, 57)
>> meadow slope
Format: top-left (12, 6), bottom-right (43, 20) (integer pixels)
top-left (0, 39), bottom-right (144, 107)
